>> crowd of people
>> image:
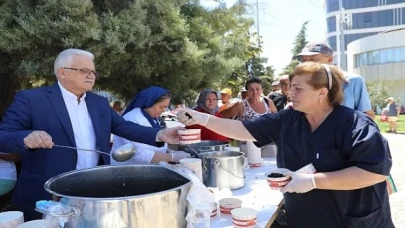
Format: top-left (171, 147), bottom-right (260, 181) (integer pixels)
top-left (0, 41), bottom-right (399, 228)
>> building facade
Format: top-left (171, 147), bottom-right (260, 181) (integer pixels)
top-left (325, 0), bottom-right (405, 69)
top-left (347, 29), bottom-right (405, 106)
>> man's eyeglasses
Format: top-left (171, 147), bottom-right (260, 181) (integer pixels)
top-left (63, 67), bottom-right (100, 77)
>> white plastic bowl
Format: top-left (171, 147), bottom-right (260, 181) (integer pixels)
top-left (17, 219), bottom-right (47, 228)
top-left (178, 129), bottom-right (201, 144)
top-left (0, 211), bottom-right (24, 228)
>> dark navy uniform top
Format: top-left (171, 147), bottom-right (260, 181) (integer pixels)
top-left (243, 105), bottom-right (394, 228)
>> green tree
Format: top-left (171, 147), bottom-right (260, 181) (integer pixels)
top-left (367, 82), bottom-right (401, 111)
top-left (0, 0), bottom-right (101, 117)
top-left (0, 0), bottom-right (258, 115)
top-left (279, 21), bottom-right (309, 76)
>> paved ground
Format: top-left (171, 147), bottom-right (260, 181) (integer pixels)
top-left (384, 133), bottom-right (405, 227)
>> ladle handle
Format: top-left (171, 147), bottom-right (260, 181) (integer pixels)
top-left (186, 144), bottom-right (200, 158)
top-left (53, 144), bottom-right (111, 157)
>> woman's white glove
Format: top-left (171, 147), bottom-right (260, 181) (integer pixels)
top-left (280, 172), bottom-right (316, 193)
top-left (170, 151), bottom-right (191, 162)
top-left (176, 109), bottom-right (210, 126)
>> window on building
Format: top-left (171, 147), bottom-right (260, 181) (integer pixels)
top-left (367, 52), bottom-right (373, 65)
top-left (354, 46), bottom-right (405, 68)
top-left (364, 12), bottom-right (372, 27)
top-left (400, 47), bottom-right (405, 61)
top-left (355, 55), bottom-right (360, 67)
top-left (361, 53), bottom-right (367, 66)
top-left (386, 49), bottom-right (394, 63)
top-left (327, 0), bottom-right (339, 13)
top-left (380, 49), bottom-right (387, 64)
top-left (372, 51), bottom-right (380, 65)
top-left (394, 47), bottom-right (401, 62)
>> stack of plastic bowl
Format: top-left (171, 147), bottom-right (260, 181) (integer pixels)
top-left (231, 208), bottom-right (258, 228)
top-left (211, 202), bottom-right (218, 218)
top-left (17, 219), bottom-right (47, 228)
top-left (218, 198), bottom-right (242, 215)
top-left (0, 211), bottom-right (24, 228)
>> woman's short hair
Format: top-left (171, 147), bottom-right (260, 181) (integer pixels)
top-left (291, 62), bottom-right (346, 106)
top-left (245, 77), bottom-right (263, 90)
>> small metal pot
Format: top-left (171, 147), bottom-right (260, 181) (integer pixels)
top-left (199, 151), bottom-right (245, 190)
top-left (178, 140), bottom-right (230, 157)
top-left (38, 165), bottom-right (191, 228)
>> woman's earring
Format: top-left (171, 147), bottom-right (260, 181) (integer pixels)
top-left (319, 98), bottom-right (322, 104)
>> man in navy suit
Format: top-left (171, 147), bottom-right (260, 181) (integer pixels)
top-left (0, 49), bottom-right (181, 220)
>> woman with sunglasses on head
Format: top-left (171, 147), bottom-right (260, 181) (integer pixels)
top-left (187, 89), bottom-right (229, 141)
top-left (111, 86), bottom-right (190, 164)
top-left (177, 62), bottom-right (394, 228)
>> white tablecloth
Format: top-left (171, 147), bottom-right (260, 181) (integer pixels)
top-left (210, 158), bottom-right (284, 228)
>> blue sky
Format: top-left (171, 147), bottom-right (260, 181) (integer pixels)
top-left (200, 0), bottom-right (327, 75)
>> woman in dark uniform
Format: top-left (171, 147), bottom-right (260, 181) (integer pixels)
top-left (177, 62), bottom-right (394, 228)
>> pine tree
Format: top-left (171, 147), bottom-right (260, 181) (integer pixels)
top-left (279, 21), bottom-right (309, 76)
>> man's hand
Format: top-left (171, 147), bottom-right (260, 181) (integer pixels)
top-left (280, 172), bottom-right (316, 194)
top-left (23, 131), bottom-right (53, 149)
top-left (175, 108), bottom-right (210, 126)
top-left (157, 127), bottom-right (183, 144)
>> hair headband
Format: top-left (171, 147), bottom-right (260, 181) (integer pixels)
top-left (322, 64), bottom-right (332, 90)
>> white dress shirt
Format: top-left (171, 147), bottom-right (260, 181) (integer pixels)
top-left (0, 153), bottom-right (16, 180)
top-left (58, 83), bottom-right (98, 170)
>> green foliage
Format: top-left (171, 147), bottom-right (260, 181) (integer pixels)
top-left (221, 56), bottom-right (275, 96)
top-left (279, 21), bottom-right (308, 76)
top-left (367, 82), bottom-right (401, 110)
top-left (0, 0), bottom-right (261, 110)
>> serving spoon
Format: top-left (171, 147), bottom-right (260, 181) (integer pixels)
top-left (53, 143), bottom-right (136, 162)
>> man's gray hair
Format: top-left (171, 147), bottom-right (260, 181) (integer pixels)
top-left (54, 49), bottom-right (94, 75)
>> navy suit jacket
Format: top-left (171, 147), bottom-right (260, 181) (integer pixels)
top-left (0, 83), bottom-right (161, 217)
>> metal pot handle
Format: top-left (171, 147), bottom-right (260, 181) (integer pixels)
top-left (202, 159), bottom-right (208, 173)
top-left (35, 205), bottom-right (81, 218)
top-left (242, 157), bottom-right (250, 169)
top-left (213, 159), bottom-right (245, 179)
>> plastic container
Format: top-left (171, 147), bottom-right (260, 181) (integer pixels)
top-left (265, 168), bottom-right (291, 190)
top-left (0, 211), bottom-right (24, 228)
top-left (219, 198), bottom-right (242, 214)
top-left (231, 207), bottom-right (257, 227)
top-left (211, 202), bottom-right (218, 218)
top-left (178, 129), bottom-right (201, 144)
top-left (17, 220), bottom-right (47, 228)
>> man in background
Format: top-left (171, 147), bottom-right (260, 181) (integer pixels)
top-left (268, 75), bottom-right (290, 111)
top-left (219, 88), bottom-right (232, 112)
top-left (240, 87), bottom-right (248, 100)
top-left (270, 81), bottom-right (280, 93)
top-left (111, 100), bottom-right (124, 115)
top-left (297, 41), bottom-right (375, 119)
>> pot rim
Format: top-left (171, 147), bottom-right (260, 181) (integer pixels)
top-left (178, 140), bottom-right (230, 148)
top-left (43, 164), bottom-right (192, 201)
top-left (198, 151), bottom-right (245, 159)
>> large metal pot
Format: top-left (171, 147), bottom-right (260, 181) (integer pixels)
top-left (39, 165), bottom-right (191, 228)
top-left (178, 140), bottom-right (230, 157)
top-left (199, 151), bottom-right (245, 190)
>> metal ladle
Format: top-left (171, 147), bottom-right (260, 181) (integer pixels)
top-left (53, 143), bottom-right (136, 162)
top-left (185, 144), bottom-right (200, 158)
